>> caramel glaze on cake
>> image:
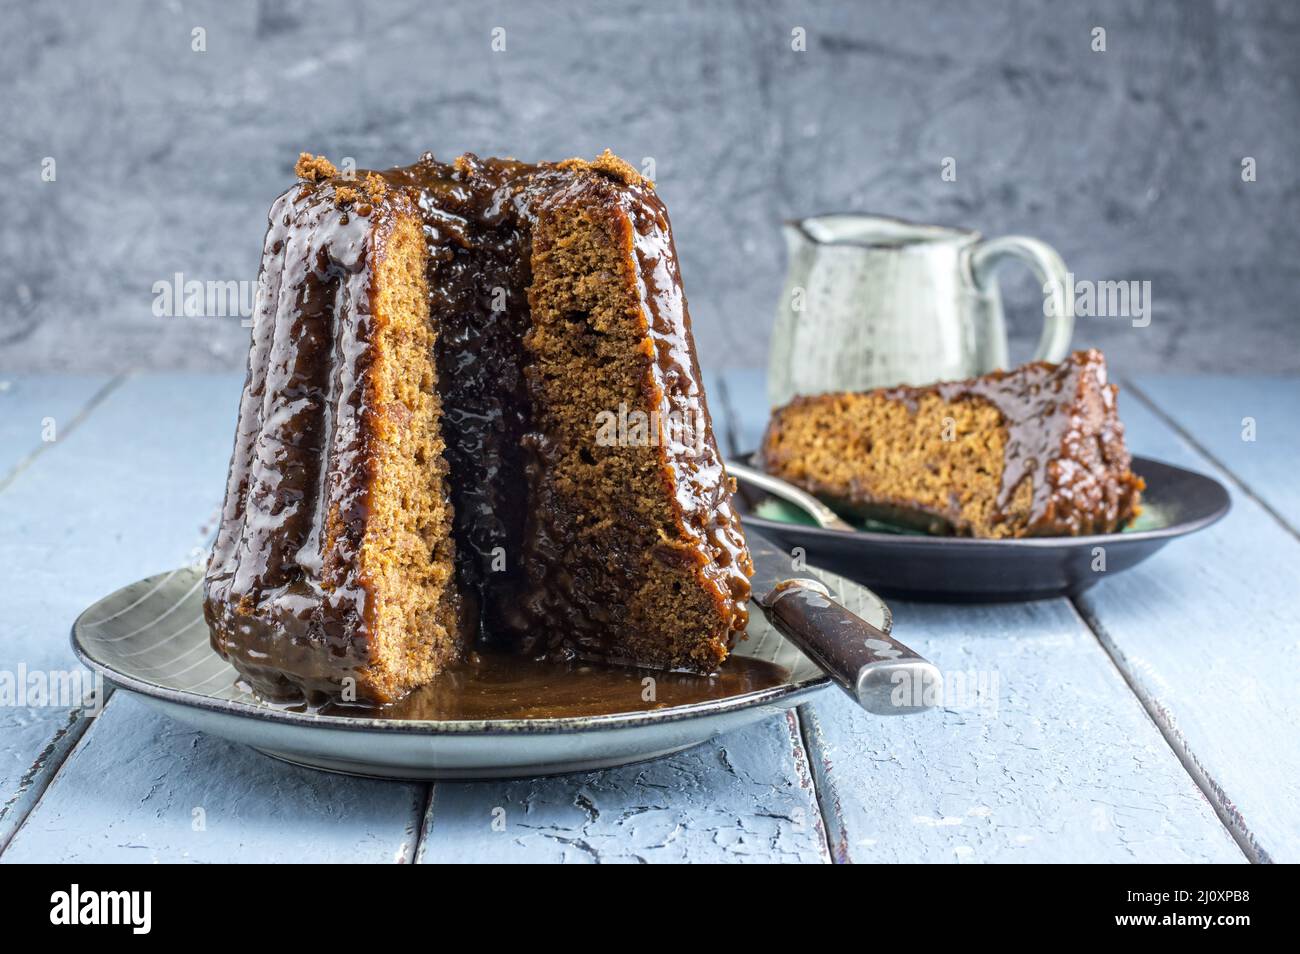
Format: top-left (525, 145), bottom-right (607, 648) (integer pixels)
top-left (204, 150), bottom-right (752, 704)
top-left (760, 350), bottom-right (1144, 538)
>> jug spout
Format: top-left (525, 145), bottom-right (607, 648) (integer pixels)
top-left (781, 219), bottom-right (813, 257)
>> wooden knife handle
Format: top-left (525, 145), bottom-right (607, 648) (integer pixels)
top-left (763, 580), bottom-right (941, 715)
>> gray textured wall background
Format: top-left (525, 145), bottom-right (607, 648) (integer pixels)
top-left (2, 0), bottom-right (1297, 374)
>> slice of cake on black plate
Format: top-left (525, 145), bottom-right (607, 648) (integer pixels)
top-left (759, 350), bottom-right (1144, 538)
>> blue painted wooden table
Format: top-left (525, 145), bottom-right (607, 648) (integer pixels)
top-left (1, 371), bottom-right (1295, 863)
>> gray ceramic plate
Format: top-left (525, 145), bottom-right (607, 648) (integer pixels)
top-left (71, 566), bottom-right (889, 779)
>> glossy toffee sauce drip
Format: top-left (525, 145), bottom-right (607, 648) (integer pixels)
top-left (880, 350), bottom-right (1136, 535)
top-left (204, 181), bottom-right (387, 700)
top-left (205, 154), bottom-right (751, 706)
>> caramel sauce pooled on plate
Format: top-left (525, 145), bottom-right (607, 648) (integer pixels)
top-left (279, 650), bottom-right (790, 721)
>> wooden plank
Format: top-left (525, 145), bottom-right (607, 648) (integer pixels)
top-left (719, 369), bottom-right (1245, 863)
top-left (1129, 375), bottom-right (1300, 533)
top-left (1, 694), bottom-right (424, 864)
top-left (416, 709), bottom-right (829, 864)
top-left (1071, 382), bottom-right (1300, 862)
top-left (0, 374), bottom-right (425, 860)
top-left (0, 374), bottom-right (116, 484)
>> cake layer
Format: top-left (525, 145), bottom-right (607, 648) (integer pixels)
top-left (203, 172), bottom-right (462, 702)
top-left (204, 151), bottom-right (752, 703)
top-left (760, 350), bottom-right (1144, 538)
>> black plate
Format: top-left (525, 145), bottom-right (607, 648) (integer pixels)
top-left (731, 455), bottom-right (1230, 602)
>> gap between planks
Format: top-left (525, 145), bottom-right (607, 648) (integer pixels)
top-left (1065, 598), bottom-right (1264, 863)
top-left (410, 708), bottom-right (835, 864)
top-left (0, 691), bottom-right (116, 857)
top-left (412, 782), bottom-right (436, 863)
top-left (1125, 377), bottom-right (1300, 545)
top-left (0, 374), bottom-right (128, 496)
top-left (794, 703), bottom-right (847, 863)
top-left (1060, 377), bottom-right (1275, 864)
top-left (711, 370), bottom-right (843, 863)
top-left (0, 375), bottom-right (129, 857)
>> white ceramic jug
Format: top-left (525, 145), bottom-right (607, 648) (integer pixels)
top-left (768, 214), bottom-right (1073, 407)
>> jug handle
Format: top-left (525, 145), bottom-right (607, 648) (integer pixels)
top-left (969, 236), bottom-right (1073, 363)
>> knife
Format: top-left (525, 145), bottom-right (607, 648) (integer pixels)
top-left (746, 527), bottom-right (941, 715)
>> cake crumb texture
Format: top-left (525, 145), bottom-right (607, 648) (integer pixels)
top-left (557, 149), bottom-right (652, 188)
top-left (295, 152), bottom-right (338, 182)
top-left (523, 197), bottom-right (738, 671)
top-left (354, 212), bottom-right (461, 701)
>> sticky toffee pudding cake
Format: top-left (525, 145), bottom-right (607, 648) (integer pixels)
top-left (203, 151), bottom-right (752, 705)
top-left (760, 350), bottom-right (1144, 538)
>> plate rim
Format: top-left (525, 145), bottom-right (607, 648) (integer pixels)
top-left (733, 453), bottom-right (1231, 550)
top-left (69, 568), bottom-right (891, 737)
